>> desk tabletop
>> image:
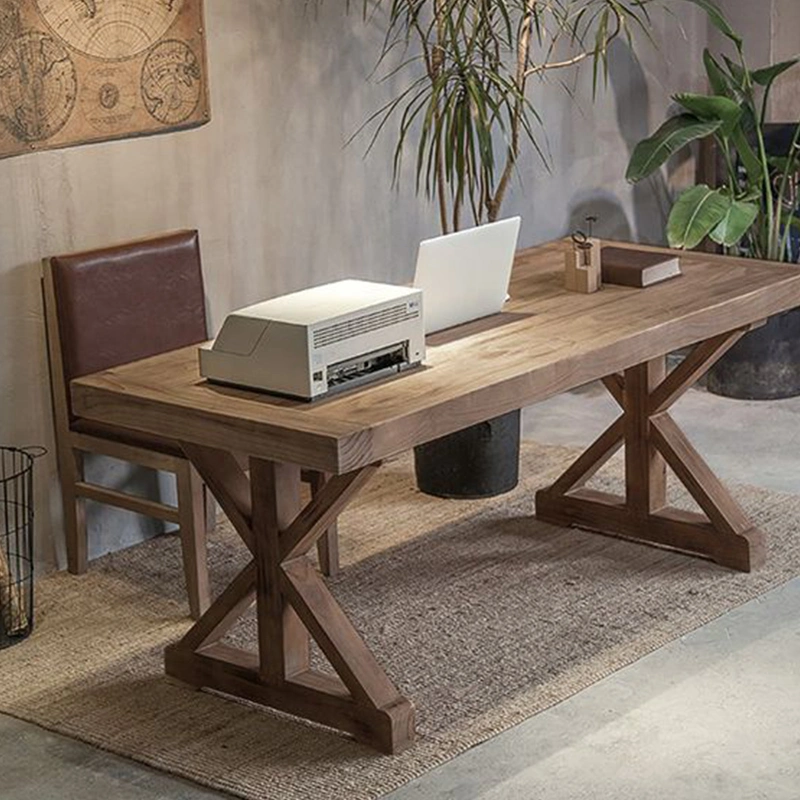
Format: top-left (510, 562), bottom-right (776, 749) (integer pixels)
top-left (71, 240), bottom-right (800, 473)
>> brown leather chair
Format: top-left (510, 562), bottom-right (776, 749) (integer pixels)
top-left (42, 231), bottom-right (213, 619)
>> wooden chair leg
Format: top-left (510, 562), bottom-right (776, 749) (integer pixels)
top-left (63, 448), bottom-right (88, 574)
top-left (309, 471), bottom-right (340, 577)
top-left (204, 485), bottom-right (217, 534)
top-left (176, 461), bottom-right (210, 620)
top-left (316, 527), bottom-right (340, 578)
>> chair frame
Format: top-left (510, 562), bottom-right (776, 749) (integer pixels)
top-left (42, 247), bottom-right (339, 621)
top-left (42, 257), bottom-right (213, 618)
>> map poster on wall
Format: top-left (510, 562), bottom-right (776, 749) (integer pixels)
top-left (0, 0), bottom-right (210, 160)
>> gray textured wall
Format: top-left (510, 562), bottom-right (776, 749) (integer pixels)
top-left (772, 0), bottom-right (800, 119)
top-left (0, 1), bottom-right (708, 570)
top-left (711, 0), bottom-right (800, 120)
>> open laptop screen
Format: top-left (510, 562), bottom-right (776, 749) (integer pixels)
top-left (412, 217), bottom-right (521, 334)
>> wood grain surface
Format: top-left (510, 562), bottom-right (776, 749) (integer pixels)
top-left (71, 240), bottom-right (800, 474)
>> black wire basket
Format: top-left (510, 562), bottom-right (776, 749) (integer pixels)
top-left (0, 447), bottom-right (43, 649)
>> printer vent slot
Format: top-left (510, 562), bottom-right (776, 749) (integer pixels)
top-left (313, 303), bottom-right (419, 349)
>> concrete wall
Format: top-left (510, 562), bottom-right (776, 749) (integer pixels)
top-left (712, 0), bottom-right (800, 120)
top-left (0, 1), bottom-right (707, 571)
top-left (770, 1), bottom-right (800, 121)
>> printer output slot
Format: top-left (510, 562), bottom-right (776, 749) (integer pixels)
top-left (326, 342), bottom-right (410, 391)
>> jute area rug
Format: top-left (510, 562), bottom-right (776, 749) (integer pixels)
top-left (3, 441), bottom-right (800, 800)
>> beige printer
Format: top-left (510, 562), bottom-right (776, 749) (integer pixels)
top-left (199, 279), bottom-right (425, 400)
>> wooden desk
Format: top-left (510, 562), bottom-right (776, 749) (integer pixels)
top-left (71, 240), bottom-right (800, 754)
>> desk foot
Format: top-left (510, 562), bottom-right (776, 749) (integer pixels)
top-left (536, 488), bottom-right (765, 571)
top-left (536, 334), bottom-right (766, 574)
top-left (172, 445), bottom-right (416, 753)
top-left (165, 642), bottom-right (415, 754)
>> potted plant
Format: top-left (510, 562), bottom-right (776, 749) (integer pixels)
top-left (626, 11), bottom-right (800, 399)
top-left (341, 0), bottom-right (715, 498)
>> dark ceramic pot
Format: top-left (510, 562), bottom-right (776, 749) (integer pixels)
top-left (706, 307), bottom-right (800, 399)
top-left (413, 409), bottom-right (520, 499)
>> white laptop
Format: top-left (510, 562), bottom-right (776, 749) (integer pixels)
top-left (413, 217), bottom-right (521, 334)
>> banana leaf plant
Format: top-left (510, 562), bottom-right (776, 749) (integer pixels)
top-left (626, 11), bottom-right (800, 262)
top-left (344, 0), bottom-right (719, 235)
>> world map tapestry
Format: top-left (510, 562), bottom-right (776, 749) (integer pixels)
top-left (0, 0), bottom-right (209, 159)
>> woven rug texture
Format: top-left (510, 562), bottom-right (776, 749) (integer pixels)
top-left (2, 441), bottom-right (800, 800)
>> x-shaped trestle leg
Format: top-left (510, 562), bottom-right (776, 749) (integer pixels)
top-left (164, 444), bottom-right (415, 753)
top-left (535, 325), bottom-right (766, 572)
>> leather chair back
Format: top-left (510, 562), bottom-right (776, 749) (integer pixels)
top-left (49, 230), bottom-right (208, 418)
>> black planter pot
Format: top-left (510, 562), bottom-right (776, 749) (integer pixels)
top-left (413, 409), bottom-right (521, 499)
top-left (706, 307), bottom-right (800, 399)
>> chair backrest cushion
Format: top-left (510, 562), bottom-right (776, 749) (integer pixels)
top-left (50, 230), bottom-right (208, 395)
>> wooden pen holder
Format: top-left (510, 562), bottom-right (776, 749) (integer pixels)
top-left (564, 238), bottom-right (601, 293)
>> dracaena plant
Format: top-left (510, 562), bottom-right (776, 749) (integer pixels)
top-left (346, 0), bottom-right (716, 235)
top-left (626, 10), bottom-right (800, 262)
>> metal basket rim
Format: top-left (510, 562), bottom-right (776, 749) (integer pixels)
top-left (0, 446), bottom-right (44, 485)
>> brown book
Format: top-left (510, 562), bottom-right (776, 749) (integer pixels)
top-left (601, 247), bottom-right (682, 287)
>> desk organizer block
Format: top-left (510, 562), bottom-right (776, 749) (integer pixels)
top-left (564, 238), bottom-right (601, 293)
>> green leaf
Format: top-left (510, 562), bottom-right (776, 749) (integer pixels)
top-left (751, 59), bottom-right (800, 89)
top-left (767, 154), bottom-right (795, 172)
top-left (626, 115), bottom-right (723, 183)
top-left (591, 7), bottom-right (610, 97)
top-left (709, 200), bottom-right (759, 246)
top-left (673, 93), bottom-right (743, 137)
top-left (703, 49), bottom-right (733, 98)
top-left (730, 127), bottom-right (764, 187)
top-left (680, 0), bottom-right (742, 47)
top-left (723, 54), bottom-right (748, 91)
top-left (667, 185), bottom-right (732, 249)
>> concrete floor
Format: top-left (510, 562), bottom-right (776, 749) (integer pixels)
top-left (3, 384), bottom-right (800, 800)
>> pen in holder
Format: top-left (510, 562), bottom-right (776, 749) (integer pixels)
top-left (564, 231), bottom-right (601, 294)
